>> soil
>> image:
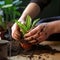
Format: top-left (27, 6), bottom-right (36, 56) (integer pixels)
top-left (20, 44), bottom-right (60, 60)
top-left (0, 56), bottom-right (8, 60)
top-left (22, 44), bottom-right (60, 54)
top-left (8, 41), bottom-right (60, 60)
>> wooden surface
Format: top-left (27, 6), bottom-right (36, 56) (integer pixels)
top-left (9, 53), bottom-right (60, 60)
top-left (8, 41), bottom-right (60, 60)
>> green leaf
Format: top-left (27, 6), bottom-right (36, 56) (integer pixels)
top-left (15, 11), bottom-right (21, 16)
top-left (0, 16), bottom-right (7, 30)
top-left (32, 18), bottom-right (40, 28)
top-left (1, 22), bottom-right (7, 30)
top-left (16, 21), bottom-right (27, 35)
top-left (15, 16), bottom-right (40, 35)
top-left (0, 16), bottom-right (2, 23)
top-left (25, 15), bottom-right (32, 30)
top-left (2, 4), bottom-right (13, 8)
top-left (5, 0), bottom-right (13, 4)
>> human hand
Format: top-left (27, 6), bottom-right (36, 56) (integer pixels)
top-left (24, 23), bottom-right (53, 44)
top-left (11, 20), bottom-right (32, 50)
top-left (11, 20), bottom-right (25, 41)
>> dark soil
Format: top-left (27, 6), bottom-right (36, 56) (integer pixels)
top-left (7, 44), bottom-right (60, 60)
top-left (0, 56), bottom-right (8, 60)
top-left (21, 44), bottom-right (60, 60)
top-left (22, 44), bottom-right (60, 55)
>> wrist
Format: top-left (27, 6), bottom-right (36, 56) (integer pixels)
top-left (47, 22), bottom-right (57, 35)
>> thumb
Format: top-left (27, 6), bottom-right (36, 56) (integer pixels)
top-left (18, 19), bottom-right (25, 24)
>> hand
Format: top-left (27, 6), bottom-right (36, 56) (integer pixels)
top-left (11, 20), bottom-right (25, 40)
top-left (24, 23), bottom-right (53, 44)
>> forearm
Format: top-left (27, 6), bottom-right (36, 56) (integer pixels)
top-left (19, 3), bottom-right (40, 21)
top-left (48, 20), bottom-right (60, 34)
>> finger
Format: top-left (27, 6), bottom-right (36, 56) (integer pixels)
top-left (11, 27), bottom-right (21, 36)
top-left (15, 31), bottom-right (21, 37)
top-left (36, 33), bottom-right (46, 43)
top-left (25, 23), bottom-right (46, 37)
top-left (28, 40), bottom-right (37, 44)
top-left (24, 26), bottom-right (40, 37)
top-left (24, 36), bottom-right (34, 41)
top-left (12, 30), bottom-right (21, 40)
top-left (33, 32), bottom-right (39, 39)
top-left (18, 20), bottom-right (25, 24)
top-left (12, 34), bottom-right (21, 40)
top-left (12, 33), bottom-right (21, 40)
top-left (24, 31), bottom-right (40, 41)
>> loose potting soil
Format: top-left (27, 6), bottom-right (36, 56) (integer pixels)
top-left (20, 44), bottom-right (60, 60)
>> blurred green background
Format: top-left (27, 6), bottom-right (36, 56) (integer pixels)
top-left (0, 0), bottom-right (60, 30)
top-left (0, 0), bottom-right (30, 30)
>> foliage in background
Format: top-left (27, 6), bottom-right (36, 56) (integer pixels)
top-left (0, 0), bottom-right (22, 22)
top-left (0, 15), bottom-right (6, 30)
top-left (0, 0), bottom-right (30, 22)
top-left (0, 0), bottom-right (30, 30)
top-left (0, 0), bottom-right (23, 30)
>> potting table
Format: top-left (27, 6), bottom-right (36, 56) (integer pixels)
top-left (8, 41), bottom-right (60, 60)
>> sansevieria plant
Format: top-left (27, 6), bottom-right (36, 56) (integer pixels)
top-left (16, 15), bottom-right (40, 50)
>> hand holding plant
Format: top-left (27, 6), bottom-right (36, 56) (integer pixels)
top-left (15, 15), bottom-right (40, 50)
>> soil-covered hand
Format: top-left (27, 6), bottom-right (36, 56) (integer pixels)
top-left (11, 20), bottom-right (32, 50)
top-left (24, 23), bottom-right (53, 44)
top-left (11, 20), bottom-right (25, 41)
